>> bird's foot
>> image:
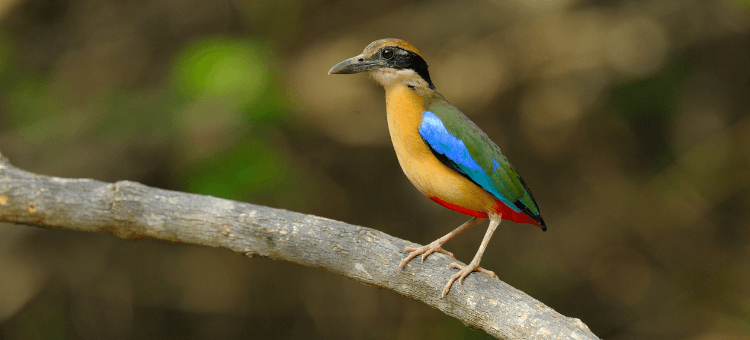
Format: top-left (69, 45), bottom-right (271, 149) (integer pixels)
top-left (398, 241), bottom-right (454, 270)
top-left (441, 262), bottom-right (497, 298)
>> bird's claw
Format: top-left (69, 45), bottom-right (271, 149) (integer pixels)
top-left (440, 262), bottom-right (497, 298)
top-left (398, 242), bottom-right (454, 270)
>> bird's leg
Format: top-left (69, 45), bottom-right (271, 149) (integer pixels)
top-left (441, 214), bottom-right (501, 298)
top-left (398, 216), bottom-right (484, 270)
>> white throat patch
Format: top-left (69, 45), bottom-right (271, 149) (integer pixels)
top-left (370, 68), bottom-right (423, 88)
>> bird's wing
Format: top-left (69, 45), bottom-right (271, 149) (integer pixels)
top-left (418, 100), bottom-right (542, 220)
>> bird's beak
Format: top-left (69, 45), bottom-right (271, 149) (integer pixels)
top-left (328, 55), bottom-right (383, 75)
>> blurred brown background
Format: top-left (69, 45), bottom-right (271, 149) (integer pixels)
top-left (1, 0), bottom-right (749, 339)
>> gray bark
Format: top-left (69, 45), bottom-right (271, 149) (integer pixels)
top-left (0, 153), bottom-right (598, 340)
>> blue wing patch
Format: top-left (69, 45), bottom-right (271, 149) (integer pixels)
top-left (418, 111), bottom-right (482, 171)
top-left (418, 111), bottom-right (520, 212)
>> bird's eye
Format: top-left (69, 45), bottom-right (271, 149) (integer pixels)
top-left (381, 48), bottom-right (394, 59)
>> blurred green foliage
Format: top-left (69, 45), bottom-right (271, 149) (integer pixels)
top-left (610, 55), bottom-right (690, 170)
top-left (168, 37), bottom-right (314, 204)
top-left (185, 138), bottom-right (289, 199)
top-left (13, 302), bottom-right (71, 340)
top-left (0, 33), bottom-right (314, 206)
top-left (173, 38), bottom-right (270, 107)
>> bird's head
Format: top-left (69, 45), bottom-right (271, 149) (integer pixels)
top-left (328, 38), bottom-right (434, 89)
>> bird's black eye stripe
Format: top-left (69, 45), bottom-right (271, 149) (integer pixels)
top-left (370, 46), bottom-right (434, 89)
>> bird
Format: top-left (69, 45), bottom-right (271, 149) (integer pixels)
top-left (328, 38), bottom-right (546, 297)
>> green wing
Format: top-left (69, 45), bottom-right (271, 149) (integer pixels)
top-left (421, 94), bottom-right (542, 219)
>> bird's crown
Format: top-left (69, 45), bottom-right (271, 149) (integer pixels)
top-left (360, 38), bottom-right (424, 59)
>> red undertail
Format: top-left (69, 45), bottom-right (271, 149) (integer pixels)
top-left (429, 196), bottom-right (544, 229)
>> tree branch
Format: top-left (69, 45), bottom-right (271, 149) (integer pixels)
top-left (0, 154), bottom-right (598, 340)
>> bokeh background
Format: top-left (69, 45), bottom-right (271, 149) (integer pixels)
top-left (1, 0), bottom-right (749, 339)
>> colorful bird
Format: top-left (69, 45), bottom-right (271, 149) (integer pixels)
top-left (329, 39), bottom-right (546, 297)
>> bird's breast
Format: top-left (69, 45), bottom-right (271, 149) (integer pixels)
top-left (384, 85), bottom-right (496, 214)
